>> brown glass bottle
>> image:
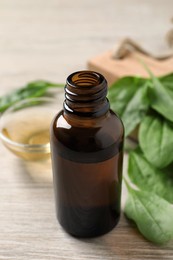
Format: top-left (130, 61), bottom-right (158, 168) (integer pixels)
top-left (50, 71), bottom-right (124, 238)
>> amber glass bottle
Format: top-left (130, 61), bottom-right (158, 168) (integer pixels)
top-left (50, 71), bottom-right (124, 238)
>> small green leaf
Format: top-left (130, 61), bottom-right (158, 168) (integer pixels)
top-left (124, 185), bottom-right (173, 244)
top-left (0, 86), bottom-right (47, 112)
top-left (128, 151), bottom-right (173, 203)
top-left (108, 76), bottom-right (145, 116)
top-left (160, 73), bottom-right (173, 91)
top-left (0, 81), bottom-right (64, 113)
top-left (26, 80), bottom-right (64, 89)
top-left (148, 75), bottom-right (173, 122)
top-left (108, 77), bottom-right (149, 136)
top-left (121, 82), bottom-right (149, 136)
top-left (139, 115), bottom-right (173, 168)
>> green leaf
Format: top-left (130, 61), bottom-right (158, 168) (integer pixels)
top-left (128, 151), bottom-right (173, 203)
top-left (0, 86), bottom-right (47, 112)
top-left (108, 77), bottom-right (149, 136)
top-left (124, 184), bottom-right (173, 244)
top-left (121, 82), bottom-right (149, 137)
top-left (139, 115), bottom-right (173, 168)
top-left (0, 80), bottom-right (64, 113)
top-left (148, 74), bottom-right (173, 122)
top-left (108, 76), bottom-right (145, 116)
top-left (26, 80), bottom-right (63, 89)
top-left (160, 73), bottom-right (173, 91)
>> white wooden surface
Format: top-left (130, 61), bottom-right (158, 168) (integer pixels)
top-left (0, 1), bottom-right (173, 259)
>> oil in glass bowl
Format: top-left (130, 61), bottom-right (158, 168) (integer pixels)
top-left (0, 97), bottom-right (62, 160)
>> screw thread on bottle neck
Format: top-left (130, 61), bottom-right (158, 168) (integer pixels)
top-left (64, 71), bottom-right (109, 117)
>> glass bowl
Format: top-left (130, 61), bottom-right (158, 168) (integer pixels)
top-left (0, 96), bottom-right (63, 160)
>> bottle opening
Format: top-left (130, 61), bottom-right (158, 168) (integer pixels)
top-left (67, 71), bottom-right (104, 87)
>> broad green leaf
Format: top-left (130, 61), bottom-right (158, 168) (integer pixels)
top-left (139, 115), bottom-right (173, 168)
top-left (128, 151), bottom-right (173, 203)
top-left (124, 184), bottom-right (173, 244)
top-left (108, 76), bottom-right (145, 116)
top-left (148, 75), bottom-right (173, 122)
top-left (121, 83), bottom-right (149, 136)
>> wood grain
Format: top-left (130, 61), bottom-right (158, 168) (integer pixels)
top-left (0, 1), bottom-right (173, 259)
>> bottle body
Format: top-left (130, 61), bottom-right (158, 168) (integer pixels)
top-left (50, 71), bottom-right (124, 237)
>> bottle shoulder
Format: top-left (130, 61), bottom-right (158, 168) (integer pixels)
top-left (51, 109), bottom-right (124, 152)
top-left (52, 109), bottom-right (123, 129)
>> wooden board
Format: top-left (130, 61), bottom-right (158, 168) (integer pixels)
top-left (88, 50), bottom-right (173, 86)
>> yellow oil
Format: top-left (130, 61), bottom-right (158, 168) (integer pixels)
top-left (1, 106), bottom-right (55, 160)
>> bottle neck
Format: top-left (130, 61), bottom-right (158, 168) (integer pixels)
top-left (63, 71), bottom-right (110, 118)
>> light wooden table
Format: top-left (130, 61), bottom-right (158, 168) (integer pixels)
top-left (0, 1), bottom-right (173, 259)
